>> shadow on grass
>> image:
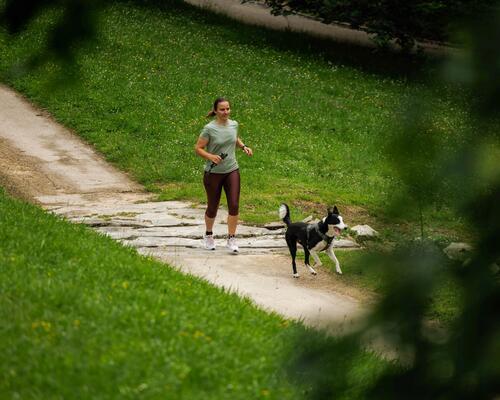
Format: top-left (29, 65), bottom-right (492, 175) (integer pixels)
top-left (123, 0), bottom-right (438, 81)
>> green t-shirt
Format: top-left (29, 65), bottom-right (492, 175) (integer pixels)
top-left (199, 119), bottom-right (239, 174)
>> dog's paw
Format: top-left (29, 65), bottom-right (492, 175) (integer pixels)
top-left (293, 273), bottom-right (300, 278)
top-left (306, 265), bottom-right (317, 275)
top-left (335, 264), bottom-right (343, 275)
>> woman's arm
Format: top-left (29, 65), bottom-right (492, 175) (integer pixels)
top-left (236, 137), bottom-right (253, 156)
top-left (195, 137), bottom-right (222, 164)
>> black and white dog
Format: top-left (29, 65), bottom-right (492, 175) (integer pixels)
top-left (279, 203), bottom-right (347, 278)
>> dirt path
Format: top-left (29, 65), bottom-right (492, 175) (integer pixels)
top-left (0, 84), bottom-right (371, 334)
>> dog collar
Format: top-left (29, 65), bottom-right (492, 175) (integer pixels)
top-left (307, 223), bottom-right (334, 244)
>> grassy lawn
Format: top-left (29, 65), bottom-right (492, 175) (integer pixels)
top-left (0, 0), bottom-right (471, 236)
top-left (0, 189), bottom-right (389, 398)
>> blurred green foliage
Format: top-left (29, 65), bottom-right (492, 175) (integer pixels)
top-left (291, 6), bottom-right (500, 400)
top-left (0, 0), bottom-right (100, 67)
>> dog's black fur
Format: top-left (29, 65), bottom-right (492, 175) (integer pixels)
top-left (279, 204), bottom-right (347, 278)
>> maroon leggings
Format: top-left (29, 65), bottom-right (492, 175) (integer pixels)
top-left (203, 169), bottom-right (240, 218)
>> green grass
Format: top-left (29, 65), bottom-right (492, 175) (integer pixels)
top-left (0, 189), bottom-right (389, 399)
top-left (0, 0), bottom-right (471, 234)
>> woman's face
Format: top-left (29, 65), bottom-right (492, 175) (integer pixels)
top-left (215, 101), bottom-right (230, 121)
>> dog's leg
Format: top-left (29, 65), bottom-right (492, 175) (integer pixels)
top-left (303, 247), bottom-right (310, 267)
top-left (327, 243), bottom-right (343, 275)
top-left (286, 237), bottom-right (300, 278)
top-left (303, 248), bottom-right (317, 275)
top-left (307, 264), bottom-right (317, 275)
top-left (308, 250), bottom-right (321, 275)
top-left (310, 250), bottom-right (322, 267)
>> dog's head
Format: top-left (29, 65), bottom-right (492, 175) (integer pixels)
top-left (324, 206), bottom-right (347, 236)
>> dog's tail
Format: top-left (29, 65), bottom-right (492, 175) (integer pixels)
top-left (279, 203), bottom-right (291, 226)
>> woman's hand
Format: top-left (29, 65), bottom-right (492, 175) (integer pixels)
top-left (243, 146), bottom-right (253, 156)
top-left (208, 153), bottom-right (223, 164)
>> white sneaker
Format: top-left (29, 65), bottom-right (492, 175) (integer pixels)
top-left (203, 234), bottom-right (216, 250)
top-left (227, 236), bottom-right (239, 253)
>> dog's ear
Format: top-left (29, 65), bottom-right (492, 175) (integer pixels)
top-left (327, 206), bottom-right (336, 215)
top-left (332, 205), bottom-right (339, 215)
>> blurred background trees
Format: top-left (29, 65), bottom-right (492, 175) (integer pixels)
top-left (252, 0), bottom-right (499, 50)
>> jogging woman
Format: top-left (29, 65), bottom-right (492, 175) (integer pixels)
top-left (194, 97), bottom-right (253, 252)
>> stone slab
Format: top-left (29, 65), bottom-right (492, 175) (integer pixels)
top-left (96, 224), bottom-right (285, 240)
top-left (351, 224), bottom-right (379, 237)
top-left (121, 235), bottom-right (287, 249)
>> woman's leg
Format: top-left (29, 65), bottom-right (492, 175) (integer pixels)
top-left (205, 214), bottom-right (216, 233)
top-left (223, 169), bottom-right (241, 236)
top-left (203, 172), bottom-right (224, 232)
top-left (227, 215), bottom-right (238, 236)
